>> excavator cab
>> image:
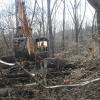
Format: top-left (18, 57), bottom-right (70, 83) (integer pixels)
top-left (35, 37), bottom-right (48, 58)
top-left (13, 36), bottom-right (48, 60)
top-left (36, 38), bottom-right (48, 52)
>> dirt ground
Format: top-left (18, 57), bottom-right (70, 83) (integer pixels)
top-left (0, 56), bottom-right (100, 100)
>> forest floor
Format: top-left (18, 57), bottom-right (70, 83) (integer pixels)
top-left (0, 51), bottom-right (100, 100)
top-left (32, 56), bottom-right (100, 100)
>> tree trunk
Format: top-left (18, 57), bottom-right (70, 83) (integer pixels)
top-left (62, 0), bottom-right (65, 51)
top-left (96, 9), bottom-right (100, 53)
top-left (97, 9), bottom-right (100, 35)
top-left (41, 0), bottom-right (45, 36)
top-left (47, 0), bottom-right (54, 57)
top-left (74, 0), bottom-right (79, 44)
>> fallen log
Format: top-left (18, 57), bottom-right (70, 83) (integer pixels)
top-left (45, 78), bottom-right (100, 89)
top-left (12, 78), bottom-right (100, 89)
top-left (0, 60), bottom-right (15, 66)
top-left (15, 82), bottom-right (37, 87)
top-left (0, 60), bottom-right (35, 77)
top-left (16, 62), bottom-right (35, 77)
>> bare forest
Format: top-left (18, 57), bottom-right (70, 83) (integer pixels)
top-left (0, 0), bottom-right (100, 100)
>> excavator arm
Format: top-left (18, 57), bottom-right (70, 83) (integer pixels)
top-left (14, 0), bottom-right (34, 59)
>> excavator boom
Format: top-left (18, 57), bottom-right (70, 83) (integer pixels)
top-left (14, 0), bottom-right (34, 59)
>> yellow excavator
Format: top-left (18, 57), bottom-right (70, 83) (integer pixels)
top-left (14, 0), bottom-right (48, 61)
top-left (0, 0), bottom-right (49, 84)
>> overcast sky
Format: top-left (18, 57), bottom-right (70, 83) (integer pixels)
top-left (0, 0), bottom-right (95, 30)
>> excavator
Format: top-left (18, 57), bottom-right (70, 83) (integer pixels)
top-left (14, 0), bottom-right (48, 61)
top-left (0, 0), bottom-right (66, 86)
top-left (0, 0), bottom-right (49, 85)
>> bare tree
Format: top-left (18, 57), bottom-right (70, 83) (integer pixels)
top-left (47, 0), bottom-right (54, 57)
top-left (74, 0), bottom-right (79, 44)
top-left (62, 0), bottom-right (65, 51)
top-left (41, 0), bottom-right (45, 36)
top-left (67, 0), bottom-right (86, 50)
top-left (30, 0), bottom-right (37, 26)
